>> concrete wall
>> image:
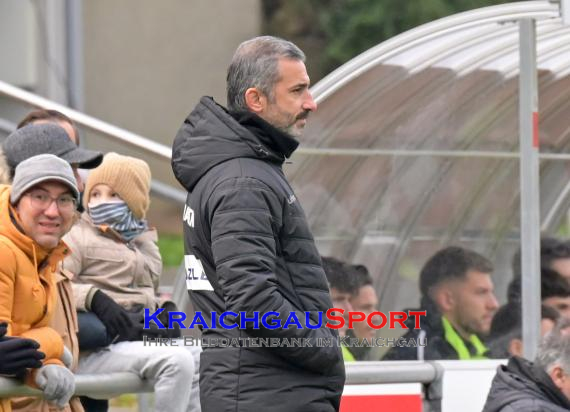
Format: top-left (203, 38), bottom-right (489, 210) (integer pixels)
top-left (81, 0), bottom-right (261, 234)
top-left (0, 1), bottom-right (37, 88)
top-left (83, 0), bottom-right (260, 146)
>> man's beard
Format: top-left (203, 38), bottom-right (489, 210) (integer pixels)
top-left (282, 111), bottom-right (310, 137)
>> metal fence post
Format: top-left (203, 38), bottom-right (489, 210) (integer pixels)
top-left (518, 17), bottom-right (541, 361)
top-left (424, 362), bottom-right (444, 412)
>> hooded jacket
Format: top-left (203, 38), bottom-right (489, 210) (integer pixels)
top-left (483, 356), bottom-right (570, 412)
top-left (0, 185), bottom-right (67, 411)
top-left (172, 97), bottom-right (345, 412)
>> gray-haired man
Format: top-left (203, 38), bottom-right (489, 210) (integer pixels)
top-left (172, 36), bottom-right (344, 411)
top-left (483, 319), bottom-right (570, 411)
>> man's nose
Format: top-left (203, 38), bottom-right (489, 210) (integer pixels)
top-left (303, 91), bottom-right (317, 112)
top-left (43, 200), bottom-right (61, 218)
top-left (488, 294), bottom-right (499, 310)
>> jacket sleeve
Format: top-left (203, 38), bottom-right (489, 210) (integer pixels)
top-left (19, 327), bottom-right (64, 363)
top-left (0, 242), bottom-right (64, 364)
top-left (0, 242), bottom-right (17, 330)
top-left (62, 224), bottom-right (95, 311)
top-left (208, 177), bottom-right (341, 374)
top-left (132, 229), bottom-right (162, 292)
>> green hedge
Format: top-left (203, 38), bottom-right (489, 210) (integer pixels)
top-left (157, 234), bottom-right (184, 267)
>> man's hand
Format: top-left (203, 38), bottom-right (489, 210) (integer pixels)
top-left (0, 322), bottom-right (45, 376)
top-left (89, 290), bottom-right (137, 341)
top-left (35, 364), bottom-right (75, 408)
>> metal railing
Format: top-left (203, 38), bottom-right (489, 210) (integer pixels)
top-left (0, 361), bottom-right (444, 411)
top-left (0, 80), bottom-right (186, 204)
top-left (0, 372), bottom-right (152, 399)
top-left (345, 361), bottom-right (443, 385)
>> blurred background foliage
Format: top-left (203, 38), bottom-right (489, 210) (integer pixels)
top-left (262, 0), bottom-right (517, 82)
top-left (158, 234), bottom-right (185, 268)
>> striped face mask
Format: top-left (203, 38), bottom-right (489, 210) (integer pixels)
top-left (87, 201), bottom-right (147, 242)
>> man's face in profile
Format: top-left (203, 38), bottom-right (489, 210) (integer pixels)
top-left (543, 296), bottom-right (570, 319)
top-left (260, 58), bottom-right (317, 137)
top-left (446, 270), bottom-right (499, 336)
top-left (330, 287), bottom-right (353, 337)
top-left (350, 285), bottom-right (378, 340)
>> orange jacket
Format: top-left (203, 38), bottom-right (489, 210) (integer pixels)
top-left (11, 269), bottom-right (84, 412)
top-left (0, 185), bottom-right (68, 410)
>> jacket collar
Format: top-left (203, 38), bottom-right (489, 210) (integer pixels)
top-left (441, 316), bottom-right (487, 359)
top-left (230, 110), bottom-right (299, 161)
top-left (172, 96), bottom-right (301, 192)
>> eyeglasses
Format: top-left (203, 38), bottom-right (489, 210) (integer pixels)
top-left (25, 191), bottom-right (77, 213)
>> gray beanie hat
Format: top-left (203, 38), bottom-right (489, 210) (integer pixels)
top-left (10, 154), bottom-right (80, 205)
top-left (3, 123), bottom-right (103, 171)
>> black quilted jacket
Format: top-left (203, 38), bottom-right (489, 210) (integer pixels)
top-left (172, 97), bottom-right (345, 412)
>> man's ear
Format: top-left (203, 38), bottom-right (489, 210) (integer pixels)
top-left (550, 365), bottom-right (566, 390)
top-left (432, 285), bottom-right (455, 313)
top-left (244, 88), bottom-right (266, 114)
top-left (508, 338), bottom-right (523, 357)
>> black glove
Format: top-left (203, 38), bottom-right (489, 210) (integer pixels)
top-left (157, 302), bottom-right (182, 339)
top-left (0, 322), bottom-right (45, 376)
top-left (89, 290), bottom-right (137, 342)
top-left (121, 310), bottom-right (170, 341)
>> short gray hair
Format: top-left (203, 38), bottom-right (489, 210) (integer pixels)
top-left (535, 317), bottom-right (570, 374)
top-left (226, 36), bottom-right (305, 112)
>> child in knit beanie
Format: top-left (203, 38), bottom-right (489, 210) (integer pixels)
top-left (63, 152), bottom-right (163, 325)
top-left (62, 153), bottom-right (197, 411)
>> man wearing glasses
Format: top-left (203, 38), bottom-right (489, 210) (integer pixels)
top-left (0, 154), bottom-right (79, 410)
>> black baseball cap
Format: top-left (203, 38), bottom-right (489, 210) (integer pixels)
top-left (3, 123), bottom-right (103, 170)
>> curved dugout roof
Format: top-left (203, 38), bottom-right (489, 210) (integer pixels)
top-left (287, 1), bottom-right (570, 311)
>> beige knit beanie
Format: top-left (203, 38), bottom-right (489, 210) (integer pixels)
top-left (84, 152), bottom-right (151, 219)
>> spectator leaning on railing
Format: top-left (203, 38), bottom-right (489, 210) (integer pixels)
top-left (63, 152), bottom-right (200, 412)
top-left (6, 110), bottom-right (201, 412)
top-left (0, 154), bottom-right (80, 411)
top-left (3, 114), bottom-right (102, 412)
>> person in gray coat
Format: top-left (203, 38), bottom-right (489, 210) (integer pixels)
top-left (483, 318), bottom-right (570, 412)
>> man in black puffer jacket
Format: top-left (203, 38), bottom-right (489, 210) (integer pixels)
top-left (483, 319), bottom-right (570, 412)
top-left (171, 36), bottom-right (345, 412)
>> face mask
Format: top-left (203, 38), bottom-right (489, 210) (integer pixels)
top-left (88, 201), bottom-right (147, 242)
